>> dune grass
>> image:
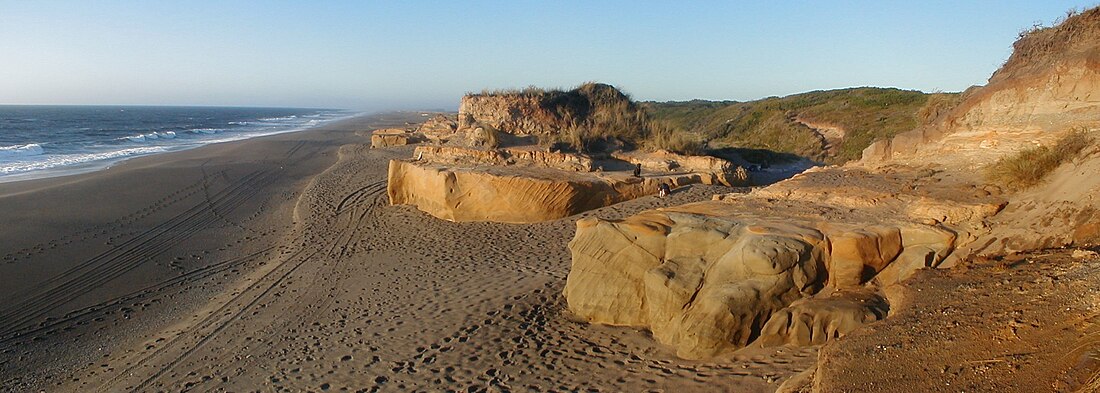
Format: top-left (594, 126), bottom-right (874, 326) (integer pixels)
top-left (646, 121), bottom-right (705, 155)
top-left (986, 129), bottom-right (1093, 188)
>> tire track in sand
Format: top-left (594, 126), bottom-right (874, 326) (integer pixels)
top-left (0, 169), bottom-right (276, 336)
top-left (89, 145), bottom-right (390, 392)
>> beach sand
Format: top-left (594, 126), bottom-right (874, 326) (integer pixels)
top-left (0, 113), bottom-right (811, 392)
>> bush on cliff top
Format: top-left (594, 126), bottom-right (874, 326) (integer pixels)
top-left (470, 82), bottom-right (649, 153)
top-left (999, 7), bottom-right (1100, 81)
top-left (985, 129), bottom-right (1093, 188)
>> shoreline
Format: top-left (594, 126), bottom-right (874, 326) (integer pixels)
top-left (0, 111), bottom-right (366, 185)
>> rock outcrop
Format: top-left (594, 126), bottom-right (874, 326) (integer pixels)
top-left (389, 141), bottom-right (751, 223)
top-left (459, 94), bottom-right (559, 136)
top-left (564, 166), bottom-right (1000, 359)
top-left (612, 150), bottom-right (750, 187)
top-left (370, 128), bottom-right (422, 148)
top-left (416, 114), bottom-right (459, 143)
top-left (388, 159), bottom-right (714, 223)
top-left (413, 146), bottom-right (594, 172)
top-left (457, 83), bottom-right (646, 144)
top-left (563, 198), bottom-right (960, 358)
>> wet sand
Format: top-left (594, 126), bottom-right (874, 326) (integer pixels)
top-left (0, 113), bottom-right (811, 392)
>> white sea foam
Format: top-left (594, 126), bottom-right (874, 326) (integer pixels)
top-left (123, 131), bottom-right (178, 142)
top-left (259, 115), bottom-right (298, 121)
top-left (0, 143), bottom-right (46, 160)
top-left (0, 146), bottom-right (169, 175)
top-left (0, 110), bottom-right (358, 181)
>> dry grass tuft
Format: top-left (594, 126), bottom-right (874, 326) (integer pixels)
top-left (999, 6), bottom-right (1100, 80)
top-left (986, 129), bottom-right (1093, 188)
top-left (646, 121), bottom-right (705, 155)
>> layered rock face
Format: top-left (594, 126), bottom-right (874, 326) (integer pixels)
top-left (391, 158), bottom-right (708, 220)
top-left (388, 159), bottom-right (718, 223)
top-left (612, 150), bottom-right (750, 186)
top-left (413, 146), bottom-right (594, 172)
top-left (389, 140), bottom-right (750, 222)
top-left (458, 95), bottom-right (563, 136)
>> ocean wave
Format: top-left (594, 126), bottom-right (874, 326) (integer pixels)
top-left (259, 115), bottom-right (298, 122)
top-left (191, 128), bottom-right (220, 134)
top-left (0, 146), bottom-right (169, 175)
top-left (0, 143), bottom-right (46, 160)
top-left (122, 131), bottom-right (178, 142)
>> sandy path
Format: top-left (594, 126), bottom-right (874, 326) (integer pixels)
top-left (2, 114), bottom-right (814, 392)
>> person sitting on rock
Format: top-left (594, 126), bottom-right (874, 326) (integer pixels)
top-left (658, 183), bottom-right (671, 198)
top-left (633, 163), bottom-right (642, 177)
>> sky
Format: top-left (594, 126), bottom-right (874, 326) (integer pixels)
top-left (0, 1), bottom-right (1094, 111)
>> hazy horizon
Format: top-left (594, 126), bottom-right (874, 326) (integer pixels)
top-left (1, 1), bottom-right (1093, 111)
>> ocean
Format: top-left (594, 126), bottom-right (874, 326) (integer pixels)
top-left (0, 106), bottom-right (356, 182)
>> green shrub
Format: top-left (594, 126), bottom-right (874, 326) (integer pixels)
top-left (642, 87), bottom-right (932, 163)
top-left (986, 129), bottom-right (1092, 188)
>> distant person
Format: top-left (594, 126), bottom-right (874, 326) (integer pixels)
top-left (658, 183), bottom-right (671, 198)
top-left (633, 163), bottom-right (641, 177)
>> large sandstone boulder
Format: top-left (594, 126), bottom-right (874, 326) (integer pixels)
top-left (565, 212), bottom-right (827, 359)
top-left (563, 200), bottom-right (959, 359)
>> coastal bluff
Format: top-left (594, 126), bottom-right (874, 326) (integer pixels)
top-left (384, 84), bottom-right (752, 223)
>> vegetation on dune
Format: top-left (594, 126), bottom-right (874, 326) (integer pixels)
top-left (643, 87), bottom-right (944, 163)
top-left (472, 83), bottom-right (954, 164)
top-left (916, 92), bottom-right (964, 125)
top-left (645, 120), bottom-right (705, 155)
top-left (986, 129), bottom-right (1093, 188)
top-left (1001, 7), bottom-right (1100, 79)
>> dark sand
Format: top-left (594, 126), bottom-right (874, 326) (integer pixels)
top-left (0, 113), bottom-right (811, 392)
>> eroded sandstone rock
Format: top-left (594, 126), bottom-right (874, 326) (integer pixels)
top-left (756, 290), bottom-right (888, 347)
top-left (413, 146), bottom-right (594, 172)
top-left (387, 160), bottom-right (712, 223)
top-left (613, 150), bottom-right (750, 186)
top-left (563, 200), bottom-right (960, 359)
top-left (416, 114), bottom-right (458, 143)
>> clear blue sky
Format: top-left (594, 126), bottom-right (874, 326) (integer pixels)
top-left (0, 1), bottom-right (1093, 110)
